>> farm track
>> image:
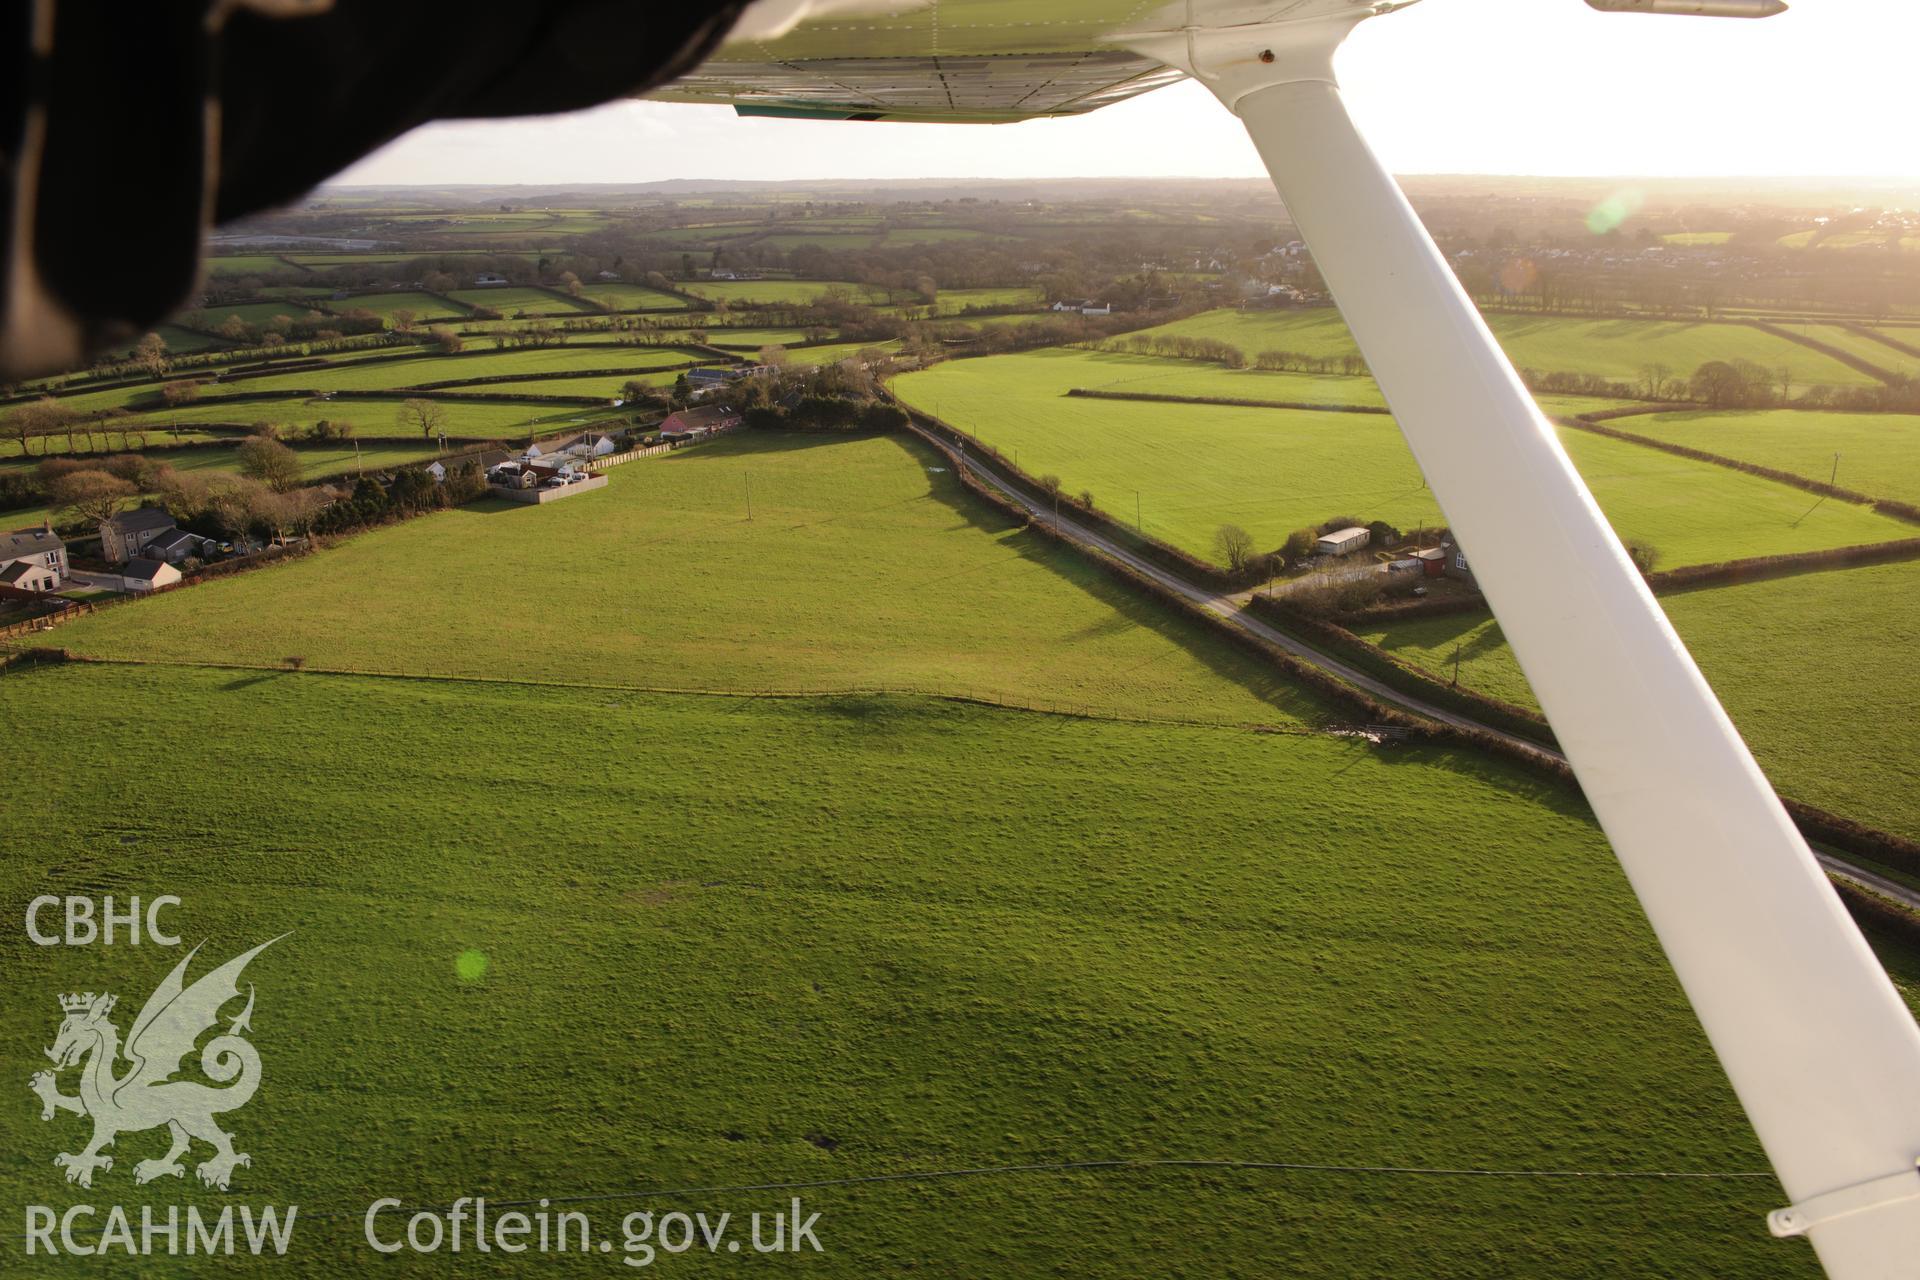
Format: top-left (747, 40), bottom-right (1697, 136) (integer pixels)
top-left (905, 421), bottom-right (1920, 916)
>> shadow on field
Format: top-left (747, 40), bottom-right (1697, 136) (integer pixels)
top-left (899, 431), bottom-right (1329, 722)
top-left (219, 670), bottom-right (287, 692)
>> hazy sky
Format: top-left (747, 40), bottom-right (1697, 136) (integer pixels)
top-left (335, 0), bottom-right (1915, 187)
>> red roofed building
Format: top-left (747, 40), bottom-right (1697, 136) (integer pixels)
top-left (660, 404), bottom-right (743, 439)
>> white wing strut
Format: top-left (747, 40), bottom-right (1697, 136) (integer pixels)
top-left (1127, 11), bottom-right (1920, 1278)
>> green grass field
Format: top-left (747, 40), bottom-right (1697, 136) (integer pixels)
top-left (448, 287), bottom-right (597, 314)
top-left (128, 440), bottom-right (448, 483)
top-left (881, 227), bottom-right (990, 245)
top-left (894, 353), bottom-right (1908, 566)
top-left (39, 432), bottom-right (1334, 727)
top-left (99, 324), bottom-right (228, 359)
top-left (337, 291), bottom-right (471, 323)
top-left (185, 302), bottom-right (323, 328)
top-left (228, 347), bottom-right (693, 394)
top-left (0, 659), bottom-right (1850, 1277)
top-left (1612, 408), bottom-right (1920, 505)
top-left (0, 443), bottom-right (447, 536)
top-left (579, 282), bottom-right (689, 310)
top-left (1766, 322), bottom-right (1919, 380)
top-left (451, 371), bottom-right (679, 400)
top-left (705, 328), bottom-right (814, 350)
top-left (1140, 309), bottom-right (1882, 389)
top-left (30, 395), bottom-right (627, 443)
top-left (683, 280), bottom-right (887, 306)
top-left (202, 254), bottom-right (301, 276)
top-left (754, 232), bottom-right (879, 251)
top-left (784, 340), bottom-right (901, 367)
top-left (927, 286), bottom-right (1044, 313)
top-left (1359, 560), bottom-right (1920, 840)
top-left (0, 431), bottom-right (237, 467)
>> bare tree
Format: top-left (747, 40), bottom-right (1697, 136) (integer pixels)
top-left (2, 397), bottom-right (74, 456)
top-left (397, 398), bottom-right (449, 441)
top-left (1213, 523), bottom-right (1256, 574)
top-left (391, 308), bottom-right (418, 332)
top-left (48, 470), bottom-right (137, 528)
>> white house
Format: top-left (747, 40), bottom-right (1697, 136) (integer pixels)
top-left (0, 525), bottom-right (67, 593)
top-left (426, 461), bottom-right (447, 483)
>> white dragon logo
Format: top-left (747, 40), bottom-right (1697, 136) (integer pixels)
top-left (28, 937), bottom-right (283, 1191)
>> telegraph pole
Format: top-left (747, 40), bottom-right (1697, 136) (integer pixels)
top-left (1831, 452), bottom-right (1841, 487)
top-left (1134, 489), bottom-right (1142, 533)
top-left (745, 472), bottom-right (753, 521)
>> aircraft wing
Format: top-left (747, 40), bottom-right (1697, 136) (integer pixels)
top-left (646, 0), bottom-right (1375, 123)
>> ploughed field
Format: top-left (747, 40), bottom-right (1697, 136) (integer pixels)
top-left (1358, 560), bottom-right (1920, 842)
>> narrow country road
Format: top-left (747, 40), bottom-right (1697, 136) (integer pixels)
top-left (911, 422), bottom-right (1920, 916)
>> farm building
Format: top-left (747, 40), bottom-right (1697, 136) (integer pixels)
top-left (426, 461), bottom-right (447, 483)
top-left (525, 434), bottom-right (618, 465)
top-left (1442, 538), bottom-right (1478, 586)
top-left (686, 365), bottom-right (773, 397)
top-left (99, 507), bottom-right (178, 564)
top-left (660, 404), bottom-right (743, 441)
top-left (1315, 526), bottom-right (1371, 557)
top-left (472, 271), bottom-right (509, 286)
top-left (119, 558), bottom-right (182, 592)
top-left (485, 459), bottom-right (607, 505)
top-left (0, 526), bottom-right (67, 593)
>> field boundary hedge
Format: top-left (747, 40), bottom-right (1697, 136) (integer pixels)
top-left (897, 400), bottom-right (1245, 593)
top-left (400, 362), bottom-right (701, 392)
top-left (1336, 536), bottom-right (1920, 628)
top-left (1265, 588), bottom-right (1920, 880)
top-left (1834, 880), bottom-right (1920, 947)
top-left (1063, 388), bottom-right (1391, 415)
top-left (1243, 594), bottom-right (1562, 749)
top-left (902, 416), bottom-right (1575, 780)
top-left (325, 388), bottom-right (613, 409)
top-left (1746, 318), bottom-right (1902, 386)
top-left (1848, 323), bottom-right (1920, 361)
top-left (209, 339), bottom-right (687, 387)
top-left (1561, 413), bottom-right (1920, 525)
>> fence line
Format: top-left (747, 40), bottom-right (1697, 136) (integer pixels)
top-left (0, 600), bottom-right (93, 638)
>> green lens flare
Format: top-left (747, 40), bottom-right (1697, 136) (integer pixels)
top-left (456, 949), bottom-right (489, 982)
top-left (1586, 189), bottom-right (1644, 235)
